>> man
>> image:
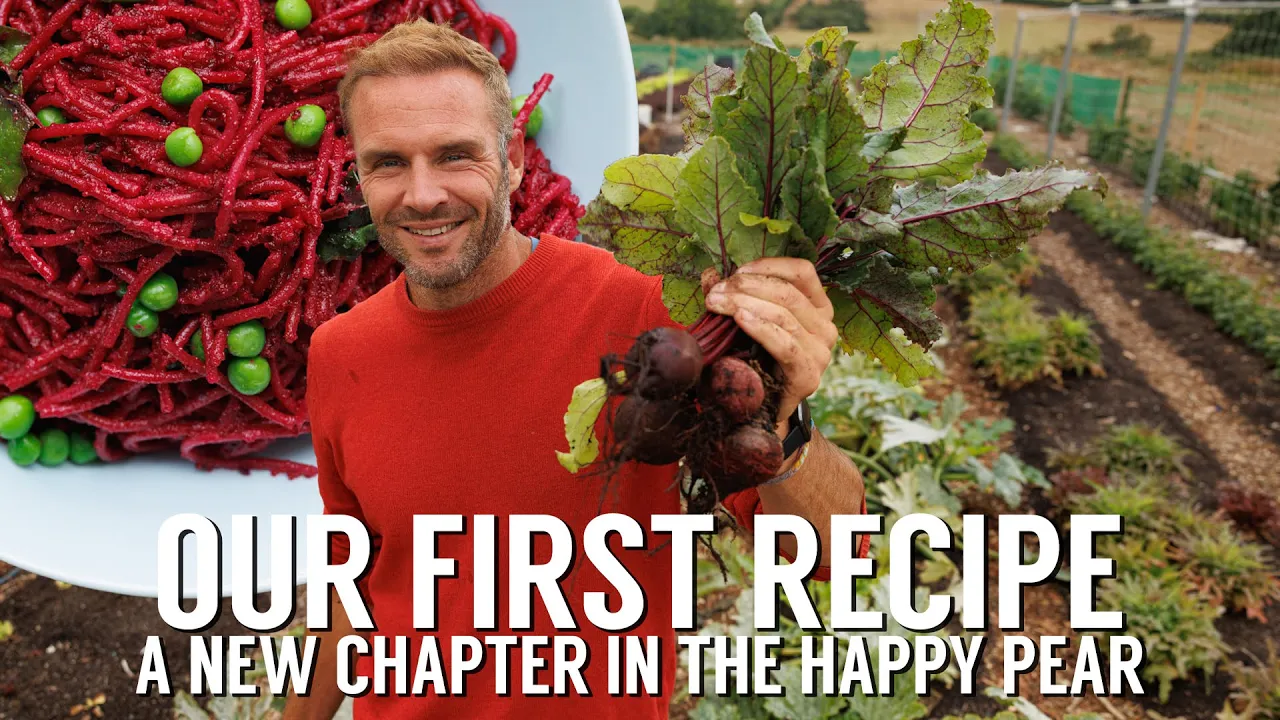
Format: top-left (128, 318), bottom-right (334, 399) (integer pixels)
top-left (287, 18), bottom-right (866, 720)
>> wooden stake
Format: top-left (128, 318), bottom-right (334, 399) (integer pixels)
top-left (1183, 78), bottom-right (1207, 154)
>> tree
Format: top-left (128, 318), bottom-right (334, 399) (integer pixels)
top-left (628, 0), bottom-right (743, 40)
top-left (792, 0), bottom-right (871, 32)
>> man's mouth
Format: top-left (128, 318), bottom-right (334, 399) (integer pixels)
top-left (404, 221), bottom-right (462, 238)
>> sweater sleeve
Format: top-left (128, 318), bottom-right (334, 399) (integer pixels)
top-left (307, 327), bottom-right (378, 599)
top-left (641, 278), bottom-right (871, 578)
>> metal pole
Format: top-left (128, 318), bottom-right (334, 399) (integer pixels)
top-left (999, 15), bottom-right (1024, 133)
top-left (1143, 5), bottom-right (1196, 218)
top-left (1046, 3), bottom-right (1080, 158)
top-left (665, 44), bottom-right (676, 123)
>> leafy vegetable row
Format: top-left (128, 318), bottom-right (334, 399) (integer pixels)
top-left (992, 133), bottom-right (1280, 376)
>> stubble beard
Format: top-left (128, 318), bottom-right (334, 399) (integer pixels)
top-left (376, 170), bottom-right (511, 291)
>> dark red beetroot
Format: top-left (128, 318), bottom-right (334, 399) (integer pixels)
top-left (613, 394), bottom-right (696, 465)
top-left (625, 327), bottom-right (704, 400)
top-left (700, 356), bottom-right (765, 424)
top-left (703, 424), bottom-right (785, 498)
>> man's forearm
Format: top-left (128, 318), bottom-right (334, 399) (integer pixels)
top-left (757, 430), bottom-right (866, 567)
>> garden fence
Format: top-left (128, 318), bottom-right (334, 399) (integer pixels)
top-left (997, 0), bottom-right (1280, 245)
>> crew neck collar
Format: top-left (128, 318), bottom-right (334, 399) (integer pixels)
top-left (393, 234), bottom-right (561, 329)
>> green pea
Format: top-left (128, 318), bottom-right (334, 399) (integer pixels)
top-left (284, 104), bottom-right (326, 148)
top-left (8, 433), bottom-right (40, 467)
top-left (275, 0), bottom-right (312, 31)
top-left (116, 282), bottom-right (128, 297)
top-left (38, 428), bottom-right (69, 467)
top-left (126, 301), bottom-right (160, 338)
top-left (228, 357), bottom-right (271, 396)
top-left (227, 320), bottom-right (266, 358)
top-left (161, 67), bottom-right (204, 106)
top-left (190, 329), bottom-right (206, 361)
top-left (139, 272), bottom-right (179, 312)
top-left (0, 394), bottom-right (36, 440)
top-left (36, 106), bottom-right (66, 127)
top-left (165, 127), bottom-right (203, 167)
top-left (512, 95), bottom-right (544, 138)
top-left (69, 432), bottom-right (98, 465)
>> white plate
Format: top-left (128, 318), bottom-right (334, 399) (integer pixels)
top-left (0, 0), bottom-right (638, 599)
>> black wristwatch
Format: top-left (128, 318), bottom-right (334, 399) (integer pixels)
top-left (781, 399), bottom-right (813, 458)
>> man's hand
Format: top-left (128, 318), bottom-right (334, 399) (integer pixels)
top-left (701, 258), bottom-right (838, 427)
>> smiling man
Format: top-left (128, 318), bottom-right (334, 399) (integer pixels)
top-left (287, 18), bottom-right (866, 720)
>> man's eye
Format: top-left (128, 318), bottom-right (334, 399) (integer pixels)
top-left (375, 159), bottom-right (402, 169)
top-left (445, 153), bottom-right (467, 162)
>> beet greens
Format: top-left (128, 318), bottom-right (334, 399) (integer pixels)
top-left (557, 0), bottom-right (1105, 510)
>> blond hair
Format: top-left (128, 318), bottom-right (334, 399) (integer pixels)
top-left (338, 19), bottom-right (512, 149)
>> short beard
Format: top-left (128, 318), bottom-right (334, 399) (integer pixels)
top-left (376, 170), bottom-right (511, 291)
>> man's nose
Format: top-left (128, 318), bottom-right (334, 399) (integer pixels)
top-left (402, 161), bottom-right (449, 213)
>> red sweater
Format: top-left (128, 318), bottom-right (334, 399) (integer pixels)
top-left (306, 234), bottom-right (865, 719)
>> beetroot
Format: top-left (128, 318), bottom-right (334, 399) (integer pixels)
top-left (703, 424), bottom-right (785, 498)
top-left (701, 356), bottom-right (765, 424)
top-left (625, 327), bottom-right (704, 400)
top-left (613, 395), bottom-right (695, 465)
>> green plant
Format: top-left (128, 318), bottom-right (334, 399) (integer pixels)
top-left (992, 67), bottom-right (1049, 121)
top-left (1098, 530), bottom-right (1178, 580)
top-left (628, 0), bottom-right (744, 40)
top-left (1093, 422), bottom-right (1188, 477)
top-left (953, 250), bottom-right (1040, 297)
top-left (792, 0), bottom-right (871, 31)
top-left (1212, 9), bottom-right (1280, 58)
top-left (1048, 310), bottom-right (1104, 378)
top-left (1087, 24), bottom-right (1153, 57)
top-left (1095, 573), bottom-right (1229, 704)
top-left (1176, 520), bottom-right (1280, 622)
top-left (965, 289), bottom-right (1059, 389)
top-left (1220, 640), bottom-right (1280, 719)
top-left (1086, 118), bottom-right (1131, 166)
top-left (1209, 170), bottom-right (1276, 246)
top-left (970, 105), bottom-right (999, 131)
top-left (1130, 139), bottom-right (1203, 200)
top-left (1068, 475), bottom-right (1167, 530)
top-left (963, 289), bottom-right (1103, 389)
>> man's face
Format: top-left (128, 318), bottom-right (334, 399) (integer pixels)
top-left (348, 70), bottom-right (523, 290)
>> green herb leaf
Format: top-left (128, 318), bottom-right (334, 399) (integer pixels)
top-left (675, 135), bottom-right (762, 268)
top-left (0, 26), bottom-right (31, 70)
top-left (870, 166), bottom-right (1108, 274)
top-left (579, 196), bottom-right (699, 275)
top-left (797, 26), bottom-right (848, 74)
top-left (858, 0), bottom-right (995, 181)
top-left (780, 144), bottom-right (838, 243)
top-left (663, 274), bottom-right (705, 325)
top-left (556, 377), bottom-right (610, 473)
top-left (0, 88), bottom-right (33, 200)
top-left (829, 285), bottom-right (936, 385)
top-left (317, 207), bottom-right (376, 262)
top-left (601, 154), bottom-right (685, 212)
top-left (763, 664), bottom-right (849, 719)
top-left (681, 64), bottom-right (735, 157)
top-left (856, 256), bottom-right (943, 347)
top-left (714, 39), bottom-right (804, 210)
top-left (803, 48), bottom-right (871, 202)
top-left (743, 12), bottom-right (778, 50)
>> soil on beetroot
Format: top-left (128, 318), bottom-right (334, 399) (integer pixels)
top-left (0, 576), bottom-right (253, 720)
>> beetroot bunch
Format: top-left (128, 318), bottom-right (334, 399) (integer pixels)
top-left (558, 2), bottom-right (1105, 516)
top-left (603, 326), bottom-right (786, 512)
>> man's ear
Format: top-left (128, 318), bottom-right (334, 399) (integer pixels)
top-left (506, 129), bottom-right (526, 190)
